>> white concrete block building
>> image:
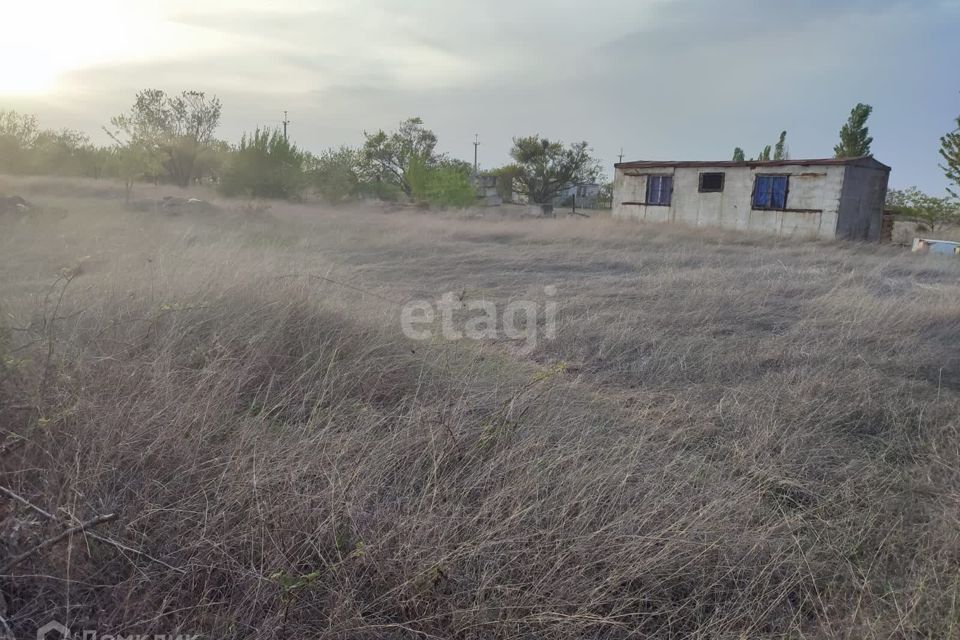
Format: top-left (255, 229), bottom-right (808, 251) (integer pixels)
top-left (612, 156), bottom-right (890, 240)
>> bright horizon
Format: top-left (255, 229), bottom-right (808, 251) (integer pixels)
top-left (2, 0), bottom-right (958, 193)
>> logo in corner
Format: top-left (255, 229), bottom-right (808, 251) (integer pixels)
top-left (36, 620), bottom-right (71, 640)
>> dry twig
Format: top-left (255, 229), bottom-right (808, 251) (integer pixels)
top-left (2, 513), bottom-right (117, 573)
top-left (0, 485), bottom-right (184, 573)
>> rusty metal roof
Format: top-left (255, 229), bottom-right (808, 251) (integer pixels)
top-left (615, 156), bottom-right (891, 171)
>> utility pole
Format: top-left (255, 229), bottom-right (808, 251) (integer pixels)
top-left (473, 134), bottom-right (480, 175)
top-left (282, 111), bottom-right (291, 141)
top-left (618, 148), bottom-right (624, 163)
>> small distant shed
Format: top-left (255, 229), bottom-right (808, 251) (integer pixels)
top-left (553, 182), bottom-right (601, 208)
top-left (612, 156), bottom-right (890, 240)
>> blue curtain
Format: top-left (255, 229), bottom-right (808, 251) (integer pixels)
top-left (648, 176), bottom-right (660, 204)
top-left (753, 176), bottom-right (787, 208)
top-left (647, 176), bottom-right (673, 205)
top-left (753, 176), bottom-right (771, 208)
top-left (771, 177), bottom-right (787, 208)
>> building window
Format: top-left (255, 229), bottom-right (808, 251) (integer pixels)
top-left (699, 172), bottom-right (725, 192)
top-left (646, 175), bottom-right (673, 206)
top-left (752, 175), bottom-right (789, 209)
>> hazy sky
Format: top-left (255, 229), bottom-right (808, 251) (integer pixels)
top-left (2, 0), bottom-right (957, 192)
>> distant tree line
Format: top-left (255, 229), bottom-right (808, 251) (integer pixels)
top-left (886, 186), bottom-right (960, 231)
top-left (4, 90), bottom-right (957, 216)
top-left (0, 90), bottom-right (605, 210)
top-left (0, 91), bottom-right (232, 203)
top-left (732, 130), bottom-right (789, 163)
top-left (0, 110), bottom-right (113, 180)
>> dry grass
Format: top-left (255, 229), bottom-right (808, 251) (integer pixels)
top-left (1, 176), bottom-right (959, 638)
top-left (892, 219), bottom-right (960, 244)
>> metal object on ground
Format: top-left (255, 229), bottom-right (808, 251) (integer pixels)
top-left (912, 237), bottom-right (960, 256)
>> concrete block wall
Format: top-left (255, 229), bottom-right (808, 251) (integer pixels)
top-left (613, 164), bottom-right (846, 240)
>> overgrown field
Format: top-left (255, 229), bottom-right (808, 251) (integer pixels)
top-left (1, 177), bottom-right (959, 639)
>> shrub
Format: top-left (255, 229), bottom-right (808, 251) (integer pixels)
top-left (408, 156), bottom-right (476, 208)
top-left (310, 146), bottom-right (362, 204)
top-left (886, 186), bottom-right (960, 231)
top-left (425, 165), bottom-right (476, 207)
top-left (220, 128), bottom-right (307, 200)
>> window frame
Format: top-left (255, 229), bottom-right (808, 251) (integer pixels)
top-left (751, 174), bottom-right (790, 210)
top-left (698, 172), bottom-right (725, 193)
top-left (645, 174), bottom-right (673, 206)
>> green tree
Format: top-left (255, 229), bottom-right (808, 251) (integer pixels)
top-left (886, 186), bottom-right (960, 231)
top-left (84, 146), bottom-right (115, 180)
top-left (109, 142), bottom-right (164, 204)
top-left (490, 165), bottom-right (522, 203)
top-left (405, 155), bottom-right (475, 207)
top-left (0, 110), bottom-right (38, 146)
top-left (508, 135), bottom-right (600, 205)
top-left (757, 145), bottom-right (772, 162)
top-left (110, 89), bottom-right (222, 187)
top-left (424, 165), bottom-right (476, 207)
top-left (0, 110), bottom-right (109, 178)
top-left (405, 153), bottom-right (431, 202)
top-left (360, 117), bottom-right (440, 196)
top-left (220, 128), bottom-right (307, 199)
top-left (310, 146), bottom-right (363, 204)
top-left (940, 115), bottom-right (960, 198)
top-left (31, 128), bottom-right (91, 175)
top-left (773, 131), bottom-right (788, 160)
top-left (732, 147), bottom-right (746, 162)
top-left (834, 103), bottom-right (873, 158)
top-left (104, 110), bottom-right (166, 202)
top-left (0, 110), bottom-right (39, 174)
top-left (192, 139), bottom-right (233, 185)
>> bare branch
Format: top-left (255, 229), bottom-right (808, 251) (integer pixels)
top-left (2, 513), bottom-right (117, 573)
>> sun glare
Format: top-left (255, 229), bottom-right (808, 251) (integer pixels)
top-left (0, 1), bottom-right (174, 97)
top-left (0, 62), bottom-right (58, 96)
